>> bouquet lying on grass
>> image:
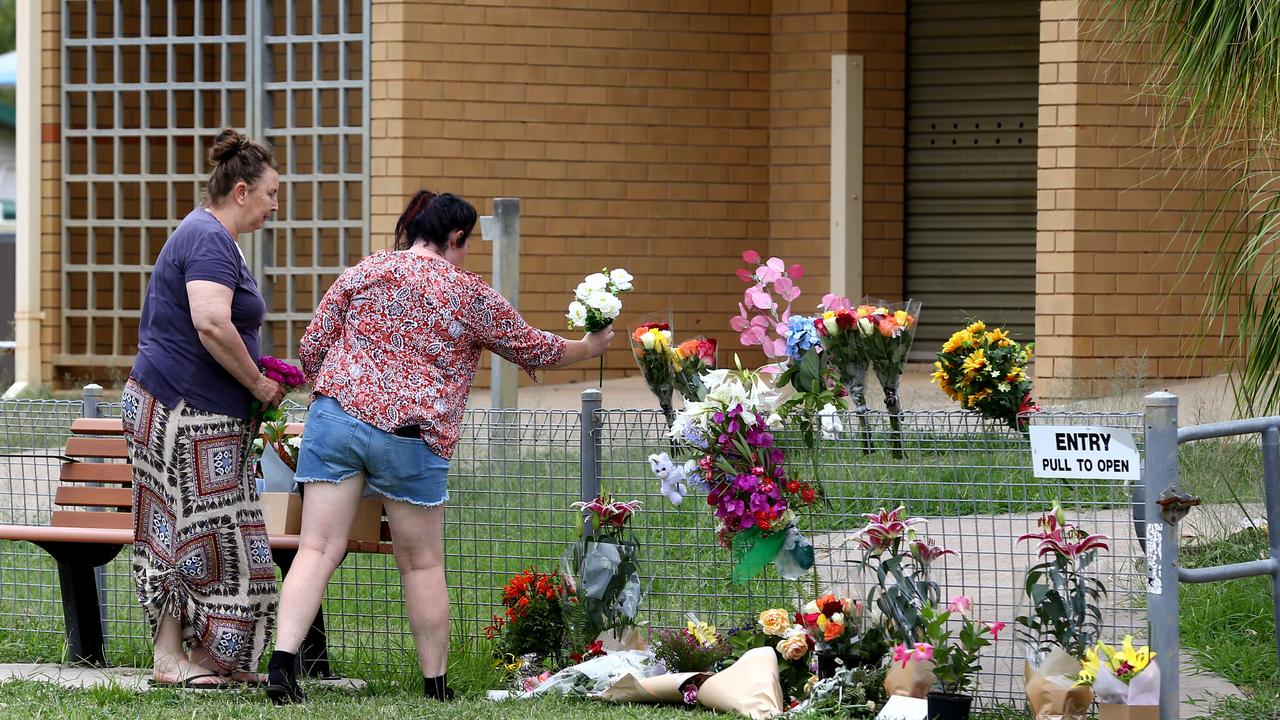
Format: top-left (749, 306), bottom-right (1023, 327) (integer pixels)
top-left (933, 320), bottom-right (1039, 431)
top-left (651, 617), bottom-right (732, 673)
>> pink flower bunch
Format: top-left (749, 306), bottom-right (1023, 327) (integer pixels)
top-left (260, 355), bottom-right (305, 388)
top-left (892, 642), bottom-right (935, 668)
top-left (729, 250), bottom-right (807, 369)
top-left (1017, 503), bottom-right (1110, 560)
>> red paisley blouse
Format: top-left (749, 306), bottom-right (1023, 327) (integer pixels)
top-left (298, 250), bottom-right (566, 459)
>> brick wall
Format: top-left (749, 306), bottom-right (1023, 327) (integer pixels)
top-left (372, 0), bottom-right (775, 386)
top-left (768, 1), bottom-right (906, 306)
top-left (1036, 0), bottom-right (1234, 397)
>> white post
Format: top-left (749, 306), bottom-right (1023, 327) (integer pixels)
top-left (479, 198), bottom-right (520, 410)
top-left (830, 54), bottom-right (864, 301)
top-left (8, 0), bottom-right (44, 398)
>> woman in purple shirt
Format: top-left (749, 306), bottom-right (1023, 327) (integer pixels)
top-left (120, 129), bottom-right (285, 689)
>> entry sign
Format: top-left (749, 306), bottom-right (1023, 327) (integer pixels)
top-left (1029, 425), bottom-right (1140, 481)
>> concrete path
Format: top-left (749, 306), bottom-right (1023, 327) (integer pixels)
top-left (0, 663), bottom-right (367, 693)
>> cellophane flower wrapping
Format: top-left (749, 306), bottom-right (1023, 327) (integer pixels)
top-left (672, 337), bottom-right (717, 403)
top-left (933, 320), bottom-right (1039, 431)
top-left (858, 299), bottom-right (919, 421)
top-left (628, 315), bottom-right (676, 425)
top-left (667, 365), bottom-right (821, 583)
top-left (796, 592), bottom-right (888, 669)
top-left (561, 495), bottom-right (644, 646)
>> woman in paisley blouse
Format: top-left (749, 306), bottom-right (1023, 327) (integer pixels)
top-left (264, 190), bottom-right (614, 703)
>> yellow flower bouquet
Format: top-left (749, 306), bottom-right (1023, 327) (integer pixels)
top-left (1076, 637), bottom-right (1160, 720)
top-left (932, 321), bottom-right (1039, 431)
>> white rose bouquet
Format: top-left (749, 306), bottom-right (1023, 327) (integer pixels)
top-left (567, 267), bottom-right (632, 332)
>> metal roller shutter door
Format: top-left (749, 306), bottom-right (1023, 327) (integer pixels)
top-left (904, 0), bottom-right (1039, 358)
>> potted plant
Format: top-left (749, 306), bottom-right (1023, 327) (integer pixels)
top-left (796, 593), bottom-right (889, 679)
top-left (916, 596), bottom-right (1005, 720)
top-left (856, 506), bottom-right (956, 697)
top-left (560, 493), bottom-right (644, 648)
top-left (1015, 503), bottom-right (1110, 720)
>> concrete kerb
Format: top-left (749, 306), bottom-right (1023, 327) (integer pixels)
top-left (0, 663), bottom-right (367, 693)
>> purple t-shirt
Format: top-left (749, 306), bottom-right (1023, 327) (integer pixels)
top-left (131, 208), bottom-right (265, 419)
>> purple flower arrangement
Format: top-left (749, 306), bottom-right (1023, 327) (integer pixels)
top-left (701, 403), bottom-right (818, 546)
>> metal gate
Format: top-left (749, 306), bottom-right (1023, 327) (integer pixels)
top-left (58, 0), bottom-right (370, 366)
top-left (904, 0), bottom-right (1038, 355)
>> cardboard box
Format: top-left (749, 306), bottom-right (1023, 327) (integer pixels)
top-left (1098, 704), bottom-right (1160, 720)
top-left (349, 497), bottom-right (385, 544)
top-left (260, 492), bottom-right (302, 535)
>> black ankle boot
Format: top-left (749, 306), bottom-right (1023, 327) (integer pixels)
top-left (265, 650), bottom-right (305, 705)
top-left (423, 674), bottom-right (454, 701)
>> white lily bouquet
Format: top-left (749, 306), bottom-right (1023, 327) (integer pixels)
top-left (567, 267), bottom-right (632, 332)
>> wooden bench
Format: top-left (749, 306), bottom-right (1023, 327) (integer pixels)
top-left (0, 417), bottom-right (393, 672)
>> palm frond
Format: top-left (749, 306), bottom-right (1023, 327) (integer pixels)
top-left (1104, 1), bottom-right (1280, 413)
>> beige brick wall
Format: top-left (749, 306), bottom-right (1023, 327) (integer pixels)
top-left (768, 1), bottom-right (906, 306)
top-left (372, 0), bottom-right (774, 386)
top-left (1037, 0), bottom-right (1234, 397)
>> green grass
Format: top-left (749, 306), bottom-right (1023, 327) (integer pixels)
top-left (1179, 527), bottom-right (1279, 719)
top-left (0, 678), bottom-right (1037, 719)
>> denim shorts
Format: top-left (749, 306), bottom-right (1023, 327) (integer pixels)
top-left (294, 395), bottom-right (450, 507)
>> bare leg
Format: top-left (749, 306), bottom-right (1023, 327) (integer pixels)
top-left (273, 475), bottom-right (366, 654)
top-left (384, 499), bottom-right (448, 676)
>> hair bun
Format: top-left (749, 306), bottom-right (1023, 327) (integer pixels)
top-left (208, 128), bottom-right (249, 165)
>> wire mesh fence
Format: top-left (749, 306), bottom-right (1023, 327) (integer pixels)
top-left (0, 390), bottom-right (1146, 704)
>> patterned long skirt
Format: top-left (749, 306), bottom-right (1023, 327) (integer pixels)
top-left (121, 378), bottom-right (278, 672)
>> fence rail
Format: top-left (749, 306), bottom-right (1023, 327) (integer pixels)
top-left (0, 388), bottom-right (1148, 704)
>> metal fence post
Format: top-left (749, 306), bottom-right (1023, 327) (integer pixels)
top-left (82, 383), bottom-right (109, 645)
top-left (480, 198), bottom-right (521, 411)
top-left (1259, 426), bottom-right (1280, 675)
top-left (579, 389), bottom-right (602, 538)
top-left (1144, 391), bottom-right (1179, 720)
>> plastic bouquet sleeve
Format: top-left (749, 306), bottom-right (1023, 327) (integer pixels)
top-left (1023, 647), bottom-right (1094, 720)
top-left (627, 313), bottom-right (676, 425)
top-left (598, 671), bottom-right (710, 704)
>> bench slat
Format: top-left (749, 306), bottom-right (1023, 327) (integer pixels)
top-left (60, 462), bottom-right (133, 485)
top-left (65, 437), bottom-right (129, 460)
top-left (0, 524), bottom-right (392, 553)
top-left (70, 418), bottom-right (126, 435)
top-left (50, 510), bottom-right (132, 530)
top-left (55, 486), bottom-right (132, 509)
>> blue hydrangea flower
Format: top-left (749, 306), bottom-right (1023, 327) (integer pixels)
top-left (785, 315), bottom-right (821, 361)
